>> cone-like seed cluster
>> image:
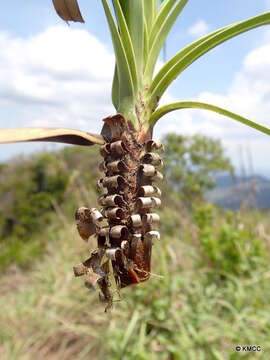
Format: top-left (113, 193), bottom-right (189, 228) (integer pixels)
top-left (73, 120), bottom-right (163, 310)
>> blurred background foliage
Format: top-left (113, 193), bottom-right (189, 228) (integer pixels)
top-left (0, 134), bottom-right (269, 359)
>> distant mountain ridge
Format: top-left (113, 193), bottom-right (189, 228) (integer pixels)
top-left (207, 174), bottom-right (270, 209)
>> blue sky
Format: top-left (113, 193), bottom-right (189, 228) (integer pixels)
top-left (0, 0), bottom-right (270, 176)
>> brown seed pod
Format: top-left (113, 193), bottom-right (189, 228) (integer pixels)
top-left (142, 152), bottom-right (162, 166)
top-left (102, 175), bottom-right (126, 189)
top-left (100, 143), bottom-right (111, 157)
top-left (145, 231), bottom-right (160, 240)
top-left (106, 159), bottom-right (128, 173)
top-left (130, 214), bottom-right (142, 227)
top-left (73, 263), bottom-right (88, 277)
top-left (140, 164), bottom-right (156, 177)
top-left (106, 207), bottom-right (125, 220)
top-left (142, 213), bottom-right (160, 225)
top-left (110, 140), bottom-right (127, 156)
top-left (145, 140), bottom-right (164, 152)
top-left (110, 225), bottom-right (129, 239)
top-left (103, 194), bottom-right (126, 207)
top-left (75, 207), bottom-right (97, 241)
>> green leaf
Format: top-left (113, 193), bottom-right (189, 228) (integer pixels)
top-left (118, 0), bottom-right (144, 81)
top-left (143, 0), bottom-right (158, 33)
top-left (149, 11), bottom-right (270, 108)
top-left (111, 64), bottom-right (119, 110)
top-left (149, 100), bottom-right (270, 136)
top-left (145, 0), bottom-right (188, 79)
top-left (112, 0), bottom-right (138, 93)
top-left (0, 128), bottom-right (105, 146)
top-left (149, 25), bottom-right (231, 98)
top-left (102, 0), bottom-right (134, 111)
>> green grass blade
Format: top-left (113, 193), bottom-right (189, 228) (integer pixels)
top-left (149, 11), bottom-right (270, 108)
top-left (112, 0), bottom-right (138, 94)
top-left (145, 0), bottom-right (188, 79)
top-left (111, 64), bottom-right (119, 110)
top-left (119, 0), bottom-right (144, 81)
top-left (149, 100), bottom-right (270, 136)
top-left (102, 0), bottom-right (134, 109)
top-left (143, 18), bottom-right (149, 69)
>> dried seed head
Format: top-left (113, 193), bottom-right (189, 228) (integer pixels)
top-left (106, 160), bottom-right (128, 173)
top-left (143, 213), bottom-right (160, 225)
top-left (151, 197), bottom-right (162, 208)
top-left (106, 207), bottom-right (125, 220)
top-left (99, 227), bottom-right (110, 237)
top-left (75, 207), bottom-right (97, 241)
top-left (153, 186), bottom-right (162, 196)
top-left (145, 140), bottom-right (164, 152)
top-left (110, 225), bottom-right (129, 239)
top-left (121, 240), bottom-right (129, 252)
top-left (102, 175), bottom-right (126, 189)
top-left (140, 164), bottom-right (156, 177)
top-left (90, 208), bottom-right (103, 222)
top-left (104, 194), bottom-right (125, 207)
top-left (130, 214), bottom-right (142, 227)
top-left (73, 263), bottom-right (88, 277)
top-left (100, 143), bottom-right (111, 157)
top-left (85, 271), bottom-right (102, 290)
top-left (138, 185), bottom-right (155, 196)
top-left (136, 197), bottom-right (153, 209)
top-left (142, 152), bottom-right (162, 166)
top-left (152, 170), bottom-right (164, 181)
top-left (145, 231), bottom-right (160, 240)
top-left (105, 248), bottom-right (122, 261)
top-left (110, 140), bottom-right (126, 156)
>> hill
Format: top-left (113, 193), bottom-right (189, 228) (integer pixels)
top-left (207, 174), bottom-right (270, 209)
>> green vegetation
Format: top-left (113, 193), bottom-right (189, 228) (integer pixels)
top-left (0, 135), bottom-right (270, 359)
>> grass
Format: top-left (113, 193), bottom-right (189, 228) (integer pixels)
top-left (0, 204), bottom-right (270, 359)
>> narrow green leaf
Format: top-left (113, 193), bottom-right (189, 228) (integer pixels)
top-left (102, 0), bottom-right (134, 109)
top-left (145, 0), bottom-right (188, 79)
top-left (112, 0), bottom-right (138, 93)
top-left (143, 0), bottom-right (156, 32)
top-left (0, 128), bottom-right (105, 146)
top-left (149, 12), bottom-right (270, 107)
top-left (143, 18), bottom-right (149, 69)
top-left (111, 64), bottom-right (119, 110)
top-left (149, 25), bottom-right (231, 97)
top-left (119, 0), bottom-right (144, 80)
top-left (149, 100), bottom-right (270, 136)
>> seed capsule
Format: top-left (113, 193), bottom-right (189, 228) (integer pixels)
top-left (100, 143), bottom-right (111, 157)
top-left (151, 197), bottom-right (161, 208)
top-left (140, 164), bottom-right (156, 177)
top-left (102, 175), bottom-right (126, 189)
top-left (131, 214), bottom-right (142, 227)
top-left (110, 225), bottom-right (129, 239)
top-left (142, 152), bottom-right (162, 166)
top-left (106, 207), bottom-right (125, 220)
top-left (90, 208), bottom-right (103, 222)
top-left (73, 263), bottom-right (88, 277)
top-left (106, 248), bottom-right (122, 261)
top-left (110, 140), bottom-right (126, 156)
top-left (143, 213), bottom-right (160, 225)
top-left (145, 231), bottom-right (160, 240)
top-left (104, 194), bottom-right (125, 207)
top-left (99, 227), bottom-right (110, 237)
top-left (138, 185), bottom-right (155, 196)
top-left (75, 207), bottom-right (97, 241)
top-left (106, 160), bottom-right (128, 173)
top-left (136, 197), bottom-right (153, 209)
top-left (153, 186), bottom-right (162, 196)
top-left (85, 271), bottom-right (102, 290)
top-left (145, 140), bottom-right (164, 152)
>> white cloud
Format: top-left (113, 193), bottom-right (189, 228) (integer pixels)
top-left (155, 40), bottom-right (270, 175)
top-left (188, 20), bottom-right (209, 38)
top-left (0, 25), bottom-right (115, 136)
